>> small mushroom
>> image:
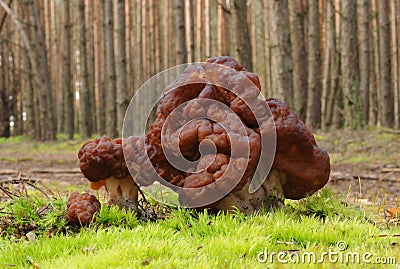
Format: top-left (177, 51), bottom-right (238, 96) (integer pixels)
top-left (66, 192), bottom-right (101, 225)
top-left (78, 137), bottom-right (138, 209)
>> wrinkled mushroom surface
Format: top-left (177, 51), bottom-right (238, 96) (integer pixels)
top-left (78, 56), bottom-right (330, 213)
top-left (66, 192), bottom-right (101, 225)
top-left (268, 98), bottom-right (330, 199)
top-left (78, 137), bottom-right (139, 209)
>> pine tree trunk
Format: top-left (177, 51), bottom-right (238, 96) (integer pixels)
top-left (253, 0), bottom-right (266, 92)
top-left (79, 0), bottom-right (93, 138)
top-left (24, 47), bottom-right (36, 136)
top-left (332, 1), bottom-right (344, 129)
top-left (397, 0), bottom-right (400, 127)
top-left (187, 0), bottom-right (195, 62)
top-left (340, 0), bottom-right (363, 129)
top-left (306, 0), bottom-right (322, 129)
top-left (264, 0), bottom-right (272, 97)
top-left (133, 0), bottom-right (142, 90)
top-left (104, 0), bottom-right (118, 137)
top-left (371, 0), bottom-right (380, 125)
top-left (357, 0), bottom-right (370, 126)
top-left (269, 0), bottom-right (293, 106)
top-left (29, 0), bottom-right (57, 140)
top-left (175, 0), bottom-right (187, 64)
top-left (86, 1), bottom-right (96, 133)
top-left (391, 0), bottom-right (399, 128)
top-left (49, 0), bottom-right (58, 134)
top-left (324, 0), bottom-right (338, 129)
top-left (148, 0), bottom-right (155, 75)
top-left (220, 0), bottom-right (229, 56)
top-left (19, 1), bottom-right (37, 137)
top-left (378, 0), bottom-right (394, 127)
top-left (209, 0), bottom-right (218, 57)
top-left (232, 0), bottom-right (252, 71)
top-left (63, 0), bottom-right (74, 139)
top-left (154, 0), bottom-right (161, 72)
top-left (11, 7), bottom-right (23, 136)
top-left (93, 0), bottom-right (103, 134)
top-left (141, 1), bottom-right (149, 78)
top-left (0, 49), bottom-right (11, 137)
top-left (116, 0), bottom-right (129, 132)
top-left (289, 0), bottom-right (307, 120)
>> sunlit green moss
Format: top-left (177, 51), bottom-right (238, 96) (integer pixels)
top-left (0, 189), bottom-right (398, 268)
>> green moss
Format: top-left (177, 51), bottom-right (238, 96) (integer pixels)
top-left (0, 189), bottom-right (398, 268)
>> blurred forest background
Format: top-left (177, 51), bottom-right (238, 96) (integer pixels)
top-left (0, 0), bottom-right (399, 140)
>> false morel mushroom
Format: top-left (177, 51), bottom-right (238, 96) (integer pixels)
top-left (78, 137), bottom-right (139, 209)
top-left (77, 56), bottom-right (330, 214)
top-left (66, 192), bottom-right (101, 225)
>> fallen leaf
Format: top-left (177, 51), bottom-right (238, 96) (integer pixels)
top-left (385, 208), bottom-right (400, 218)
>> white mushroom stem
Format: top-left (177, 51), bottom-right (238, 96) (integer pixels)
top-left (214, 169), bottom-right (286, 214)
top-left (105, 176), bottom-right (139, 209)
top-left (89, 176), bottom-right (139, 210)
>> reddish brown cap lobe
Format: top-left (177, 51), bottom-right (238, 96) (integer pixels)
top-left (66, 192), bottom-right (101, 225)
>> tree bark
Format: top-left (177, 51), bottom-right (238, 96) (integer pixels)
top-left (209, 0), bottom-right (218, 57)
top-left (289, 0), bottom-right (307, 120)
top-left (324, 0), bottom-right (338, 130)
top-left (340, 0), bottom-right (363, 129)
top-left (392, 0), bottom-right (399, 128)
top-left (357, 0), bottom-right (370, 126)
top-left (0, 49), bottom-right (11, 137)
top-left (78, 0), bottom-right (93, 138)
top-left (48, 0), bottom-right (58, 134)
top-left (175, 0), bottom-right (187, 64)
top-left (263, 0), bottom-right (272, 97)
top-left (378, 0), bottom-right (394, 127)
top-left (20, 2), bottom-right (37, 137)
top-left (269, 0), bottom-right (293, 107)
top-left (397, 0), bottom-right (400, 128)
top-left (62, 0), bottom-right (74, 139)
top-left (105, 0), bottom-right (117, 137)
top-left (253, 0), bottom-right (266, 93)
top-left (28, 0), bottom-right (57, 140)
top-left (371, 0), bottom-right (380, 126)
top-left (306, 0), bottom-right (322, 130)
top-left (232, 0), bottom-right (252, 71)
top-left (116, 0), bottom-right (129, 132)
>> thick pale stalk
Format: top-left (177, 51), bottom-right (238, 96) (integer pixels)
top-left (215, 169), bottom-right (285, 214)
top-left (105, 176), bottom-right (139, 210)
top-left (88, 176), bottom-right (139, 210)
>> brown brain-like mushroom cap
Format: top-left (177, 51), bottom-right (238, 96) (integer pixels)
top-left (268, 98), bottom-right (330, 199)
top-left (78, 137), bottom-right (129, 182)
top-left (144, 57), bottom-right (330, 204)
top-left (144, 56), bottom-right (330, 205)
top-left (78, 136), bottom-right (155, 209)
top-left (66, 192), bottom-right (101, 225)
top-left (145, 56), bottom-right (270, 205)
top-left (78, 56), bottom-right (330, 210)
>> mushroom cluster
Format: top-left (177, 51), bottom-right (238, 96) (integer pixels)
top-left (78, 56), bottom-right (330, 214)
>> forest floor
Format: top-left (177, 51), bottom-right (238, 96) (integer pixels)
top-left (0, 130), bottom-right (399, 268)
top-left (0, 129), bottom-right (399, 221)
